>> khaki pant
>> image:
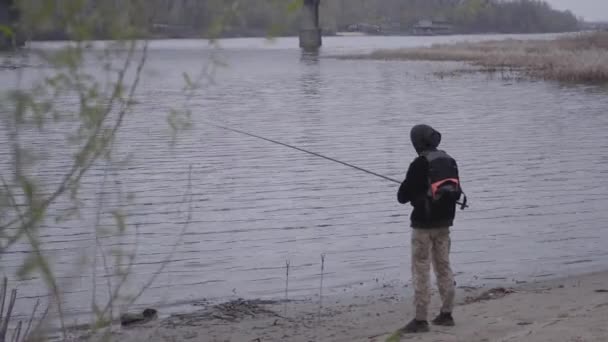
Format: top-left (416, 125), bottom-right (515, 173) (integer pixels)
top-left (411, 227), bottom-right (455, 321)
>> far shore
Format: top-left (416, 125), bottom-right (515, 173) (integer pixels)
top-left (75, 271), bottom-right (608, 341)
top-left (339, 32), bottom-right (608, 83)
top-left (2, 29), bottom-right (591, 45)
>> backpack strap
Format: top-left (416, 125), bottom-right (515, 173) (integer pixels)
top-left (459, 190), bottom-right (468, 210)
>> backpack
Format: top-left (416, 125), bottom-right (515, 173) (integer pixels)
top-left (421, 150), bottom-right (467, 210)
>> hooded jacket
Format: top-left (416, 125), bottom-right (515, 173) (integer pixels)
top-left (397, 125), bottom-right (456, 228)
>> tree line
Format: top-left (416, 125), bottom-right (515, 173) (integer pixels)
top-left (19, 0), bottom-right (581, 40)
top-left (320, 0), bottom-right (579, 34)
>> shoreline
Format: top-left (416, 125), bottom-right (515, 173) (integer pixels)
top-left (81, 271), bottom-right (608, 341)
top-left (6, 30), bottom-right (585, 45)
top-left (338, 32), bottom-right (608, 83)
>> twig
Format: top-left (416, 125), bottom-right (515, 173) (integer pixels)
top-left (0, 277), bottom-right (6, 323)
top-left (9, 321), bottom-right (21, 342)
top-left (28, 305), bottom-right (50, 341)
top-left (0, 289), bottom-right (17, 341)
top-left (0, 36), bottom-right (147, 341)
top-left (125, 164), bottom-right (194, 308)
top-left (60, 39), bottom-right (150, 322)
top-left (316, 254), bottom-right (326, 342)
top-left (22, 299), bottom-right (40, 342)
top-left (318, 254), bottom-right (326, 314)
top-left (95, 217), bottom-right (140, 324)
top-left (0, 176), bottom-right (67, 339)
top-left (95, 137), bottom-right (139, 330)
top-left (284, 259), bottom-right (290, 318)
top-left (0, 39), bottom-right (139, 243)
top-left (91, 153), bottom-right (112, 331)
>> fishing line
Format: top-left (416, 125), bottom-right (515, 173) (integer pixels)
top-left (205, 120), bottom-right (468, 208)
top-left (207, 121), bottom-right (402, 183)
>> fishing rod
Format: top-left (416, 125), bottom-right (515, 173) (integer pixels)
top-left (206, 120), bottom-right (468, 209)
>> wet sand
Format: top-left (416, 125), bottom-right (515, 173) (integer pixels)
top-left (89, 271), bottom-right (608, 342)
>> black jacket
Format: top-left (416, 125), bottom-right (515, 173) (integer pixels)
top-left (397, 152), bottom-right (456, 229)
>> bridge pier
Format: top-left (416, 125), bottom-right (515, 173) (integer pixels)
top-left (300, 0), bottom-right (322, 51)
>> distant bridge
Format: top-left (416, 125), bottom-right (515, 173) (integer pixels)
top-left (1, 0), bottom-right (322, 50)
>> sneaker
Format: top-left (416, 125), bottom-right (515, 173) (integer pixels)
top-left (400, 319), bottom-right (430, 333)
top-left (432, 312), bottom-right (455, 326)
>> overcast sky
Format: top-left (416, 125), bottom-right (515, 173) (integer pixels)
top-left (545, 0), bottom-right (608, 21)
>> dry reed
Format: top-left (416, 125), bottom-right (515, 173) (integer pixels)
top-left (347, 32), bottom-right (608, 83)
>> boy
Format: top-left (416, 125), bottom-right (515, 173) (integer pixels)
top-left (397, 124), bottom-right (462, 333)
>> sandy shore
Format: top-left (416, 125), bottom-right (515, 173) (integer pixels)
top-left (88, 271), bottom-right (608, 342)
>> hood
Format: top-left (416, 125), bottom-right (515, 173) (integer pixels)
top-left (410, 124), bottom-right (441, 154)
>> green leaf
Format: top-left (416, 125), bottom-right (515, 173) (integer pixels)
top-left (112, 210), bottom-right (127, 233)
top-left (268, 23), bottom-right (284, 39)
top-left (0, 25), bottom-right (13, 38)
top-left (17, 254), bottom-right (39, 280)
top-left (183, 72), bottom-right (195, 89)
top-left (287, 0), bottom-right (303, 13)
top-left (384, 330), bottom-right (402, 342)
top-left (20, 177), bottom-right (36, 203)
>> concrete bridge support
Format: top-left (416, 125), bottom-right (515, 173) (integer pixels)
top-left (300, 0), bottom-right (321, 51)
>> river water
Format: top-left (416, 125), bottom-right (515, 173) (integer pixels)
top-left (2, 34), bottom-right (608, 322)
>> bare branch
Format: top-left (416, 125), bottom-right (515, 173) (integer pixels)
top-left (0, 288), bottom-right (17, 341)
top-left (125, 164), bottom-right (194, 308)
top-left (0, 177), bottom-right (66, 340)
top-left (28, 304), bottom-right (50, 341)
top-left (9, 321), bottom-right (21, 342)
top-left (90, 154), bottom-right (112, 330)
top-left (0, 277), bottom-right (6, 324)
top-left (0, 39), bottom-right (139, 247)
top-left (22, 299), bottom-right (40, 342)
